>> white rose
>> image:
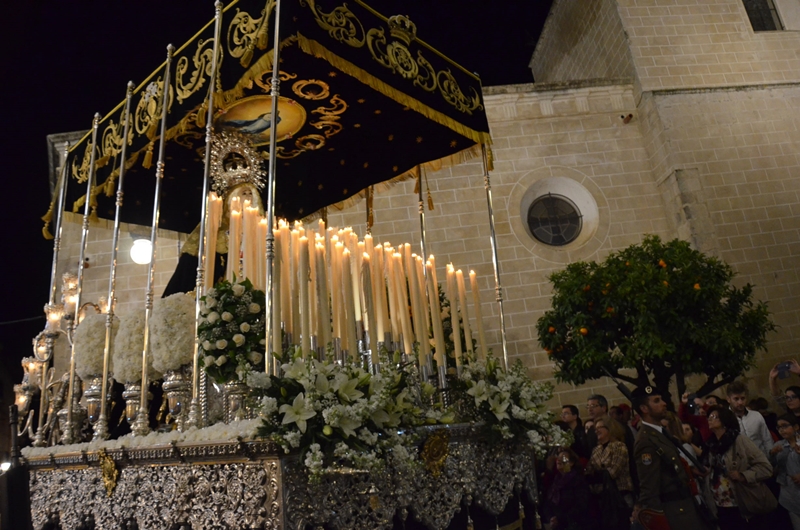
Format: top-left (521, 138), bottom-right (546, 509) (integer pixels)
top-left (215, 355), bottom-right (227, 366)
top-left (247, 351), bottom-right (263, 364)
top-left (222, 312), bottom-right (234, 322)
top-left (240, 322), bottom-right (251, 333)
top-left (232, 283), bottom-right (246, 296)
top-left (206, 297), bottom-right (217, 308)
top-left (207, 312), bottom-right (220, 324)
top-left (233, 334), bottom-right (246, 347)
top-left (202, 340), bottom-right (212, 351)
top-left (216, 339), bottom-right (228, 350)
top-left (259, 339), bottom-right (266, 346)
top-left (203, 355), bottom-right (215, 367)
top-left (248, 303), bottom-right (261, 313)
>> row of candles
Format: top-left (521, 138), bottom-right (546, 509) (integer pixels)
top-left (205, 193), bottom-right (490, 366)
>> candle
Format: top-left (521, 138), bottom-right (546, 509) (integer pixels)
top-left (446, 264), bottom-right (462, 366)
top-left (394, 253), bottom-right (414, 355)
top-left (257, 218), bottom-right (267, 291)
top-left (362, 253), bottom-right (378, 359)
top-left (470, 270), bottom-right (488, 359)
top-left (290, 229), bottom-right (301, 346)
top-left (226, 208), bottom-right (242, 282)
top-left (456, 269), bottom-right (473, 355)
top-left (298, 236), bottom-right (310, 357)
top-left (342, 248), bottom-right (358, 358)
top-left (332, 242), bottom-right (344, 345)
top-left (308, 234), bottom-right (318, 340)
top-left (415, 255), bottom-right (431, 357)
top-left (384, 247), bottom-right (400, 340)
top-left (426, 260), bottom-right (446, 366)
top-left (272, 229), bottom-right (282, 354)
top-left (204, 193), bottom-right (222, 292)
top-left (315, 243), bottom-right (332, 349)
top-left (406, 252), bottom-right (425, 365)
top-left (375, 245), bottom-right (389, 340)
top-left (242, 202), bottom-right (257, 284)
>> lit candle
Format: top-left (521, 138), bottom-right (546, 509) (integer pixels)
top-left (226, 208), bottom-right (242, 282)
top-left (394, 253), bottom-right (414, 355)
top-left (446, 264), bottom-right (462, 366)
top-left (362, 253), bottom-right (378, 358)
top-left (333, 242), bottom-right (345, 345)
top-left (384, 247), bottom-right (399, 340)
top-left (315, 243), bottom-right (332, 349)
top-left (456, 269), bottom-right (473, 355)
top-left (257, 218), bottom-right (268, 291)
top-left (279, 221), bottom-right (291, 335)
top-left (470, 270), bottom-right (488, 359)
top-left (298, 236), bottom-right (310, 357)
top-left (342, 248), bottom-right (358, 358)
top-left (204, 193), bottom-right (222, 292)
top-left (375, 245), bottom-right (389, 340)
top-left (290, 229), bottom-right (301, 346)
top-left (272, 229), bottom-right (282, 354)
top-left (415, 255), bottom-right (431, 357)
top-left (308, 233), bottom-right (318, 340)
top-left (406, 252), bottom-right (424, 365)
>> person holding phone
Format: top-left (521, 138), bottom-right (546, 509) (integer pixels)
top-left (768, 360), bottom-right (800, 420)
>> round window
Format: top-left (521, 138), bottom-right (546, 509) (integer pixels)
top-left (526, 193), bottom-right (582, 246)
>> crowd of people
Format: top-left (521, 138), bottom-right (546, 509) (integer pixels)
top-left (541, 359), bottom-right (800, 530)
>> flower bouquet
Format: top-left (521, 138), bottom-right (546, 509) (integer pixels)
top-left (73, 313), bottom-right (119, 379)
top-left (452, 354), bottom-right (571, 457)
top-left (250, 353), bottom-right (427, 479)
top-left (150, 292), bottom-right (196, 374)
top-left (198, 278), bottom-right (266, 384)
top-left (113, 308), bottom-right (161, 384)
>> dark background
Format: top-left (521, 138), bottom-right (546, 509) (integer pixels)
top-left (0, 0), bottom-right (552, 415)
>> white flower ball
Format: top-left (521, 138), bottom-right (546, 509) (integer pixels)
top-left (216, 339), bottom-right (228, 350)
top-left (247, 351), bottom-right (263, 364)
top-left (240, 322), bottom-right (251, 333)
top-left (248, 303), bottom-right (261, 313)
top-left (232, 283), bottom-right (246, 296)
top-left (207, 311), bottom-right (220, 324)
top-left (206, 297), bottom-right (217, 308)
top-left (222, 311), bottom-right (234, 322)
top-left (232, 334), bottom-right (246, 347)
top-left (215, 355), bottom-right (227, 366)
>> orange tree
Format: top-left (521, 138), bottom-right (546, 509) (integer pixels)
top-left (536, 236), bottom-right (775, 406)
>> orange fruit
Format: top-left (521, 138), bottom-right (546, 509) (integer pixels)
top-left (663, 280), bottom-right (669, 286)
top-left (579, 327), bottom-right (588, 336)
top-left (583, 285), bottom-right (591, 292)
top-left (658, 259), bottom-right (667, 268)
top-left (548, 326), bottom-right (556, 333)
top-left (606, 307), bottom-right (614, 313)
top-left (694, 283), bottom-right (701, 290)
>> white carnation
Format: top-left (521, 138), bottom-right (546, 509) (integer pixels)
top-left (247, 371), bottom-right (272, 390)
top-left (150, 292), bottom-right (196, 372)
top-left (74, 313), bottom-right (119, 379)
top-left (113, 309), bottom-right (159, 383)
top-left (215, 356), bottom-right (227, 366)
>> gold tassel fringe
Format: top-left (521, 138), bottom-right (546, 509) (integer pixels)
top-left (143, 143), bottom-right (154, 169)
top-left (240, 45), bottom-right (254, 68)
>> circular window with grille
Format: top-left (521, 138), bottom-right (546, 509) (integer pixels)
top-left (526, 193), bottom-right (582, 246)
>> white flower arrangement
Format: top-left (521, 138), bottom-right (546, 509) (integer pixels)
top-left (73, 313), bottom-right (119, 379)
top-left (112, 308), bottom-right (161, 383)
top-left (455, 355), bottom-right (571, 457)
top-left (150, 292), bottom-right (196, 373)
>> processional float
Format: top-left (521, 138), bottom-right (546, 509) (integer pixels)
top-left (14, 2), bottom-right (551, 529)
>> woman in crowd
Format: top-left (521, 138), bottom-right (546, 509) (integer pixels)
top-left (705, 405), bottom-right (775, 529)
top-left (544, 448), bottom-right (594, 530)
top-left (585, 415), bottom-right (632, 530)
top-left (769, 414), bottom-right (800, 529)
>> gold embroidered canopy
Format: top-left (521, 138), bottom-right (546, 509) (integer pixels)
top-left (43, 0), bottom-right (492, 236)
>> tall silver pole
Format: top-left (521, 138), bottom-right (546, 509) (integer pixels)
top-left (481, 144), bottom-right (508, 371)
top-left (63, 113), bottom-right (101, 444)
top-left (93, 82), bottom-right (135, 441)
top-left (33, 141), bottom-right (71, 447)
top-left (187, 1), bottom-right (223, 431)
top-left (132, 45), bottom-right (175, 436)
top-left (265, 0), bottom-right (283, 376)
top-left (417, 166), bottom-right (429, 270)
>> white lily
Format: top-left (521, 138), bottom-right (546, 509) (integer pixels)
top-left (338, 415), bottom-right (361, 438)
top-left (281, 358), bottom-right (307, 380)
top-left (278, 393), bottom-right (316, 433)
top-left (489, 393), bottom-right (510, 421)
top-left (333, 373), bottom-right (364, 403)
top-left (466, 380), bottom-right (490, 403)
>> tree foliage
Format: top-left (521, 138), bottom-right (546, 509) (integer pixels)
top-left (536, 236), bottom-right (775, 404)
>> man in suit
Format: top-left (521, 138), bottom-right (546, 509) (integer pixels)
top-left (632, 386), bottom-right (710, 530)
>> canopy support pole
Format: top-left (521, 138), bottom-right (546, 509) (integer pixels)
top-left (63, 113), bottom-right (101, 444)
top-left (480, 144), bottom-right (508, 371)
top-left (93, 81), bottom-right (135, 441)
top-left (265, 0), bottom-right (284, 376)
top-left (417, 166), bottom-right (429, 273)
top-left (187, 1), bottom-right (223, 431)
top-left (132, 44), bottom-right (176, 437)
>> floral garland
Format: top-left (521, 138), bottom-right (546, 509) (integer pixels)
top-left (150, 292), bottom-right (196, 373)
top-left (251, 351), bottom-right (567, 479)
top-left (453, 355), bottom-right (571, 456)
top-left (198, 278), bottom-right (266, 384)
top-left (113, 309), bottom-right (160, 383)
top-left (74, 313), bottom-right (118, 379)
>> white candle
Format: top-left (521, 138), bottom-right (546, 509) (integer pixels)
top-left (342, 248), bottom-right (358, 358)
top-left (315, 243), bottom-right (332, 349)
top-left (456, 269), bottom-right (473, 355)
top-left (290, 229), bottom-right (301, 346)
top-left (362, 253), bottom-right (378, 358)
top-left (415, 255), bottom-right (431, 357)
top-left (470, 270), bottom-right (488, 359)
top-left (394, 253), bottom-right (414, 355)
top-left (406, 252), bottom-right (425, 365)
top-left (226, 208), bottom-right (242, 282)
top-left (375, 245), bottom-right (389, 340)
top-left (446, 264), bottom-right (462, 366)
top-left (257, 218), bottom-right (267, 291)
top-left (426, 260), bottom-right (446, 366)
top-left (272, 229), bottom-right (282, 354)
top-left (299, 236), bottom-right (310, 357)
top-left (279, 222), bottom-right (291, 335)
top-left (384, 247), bottom-right (400, 340)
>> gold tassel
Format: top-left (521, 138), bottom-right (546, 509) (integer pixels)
top-left (42, 224), bottom-right (54, 240)
top-left (95, 154), bottom-right (110, 169)
top-left (143, 143), bottom-right (154, 169)
top-left (241, 45), bottom-right (254, 68)
top-left (427, 188), bottom-right (434, 211)
top-left (256, 25), bottom-right (268, 49)
top-left (196, 105), bottom-right (206, 128)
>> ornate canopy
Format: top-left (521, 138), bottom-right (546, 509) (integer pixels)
top-left (47, 0), bottom-right (491, 235)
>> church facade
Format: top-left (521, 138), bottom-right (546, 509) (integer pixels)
top-left (53, 0), bottom-right (800, 407)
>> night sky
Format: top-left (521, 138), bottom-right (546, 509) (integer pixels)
top-left (0, 1), bottom-right (552, 384)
